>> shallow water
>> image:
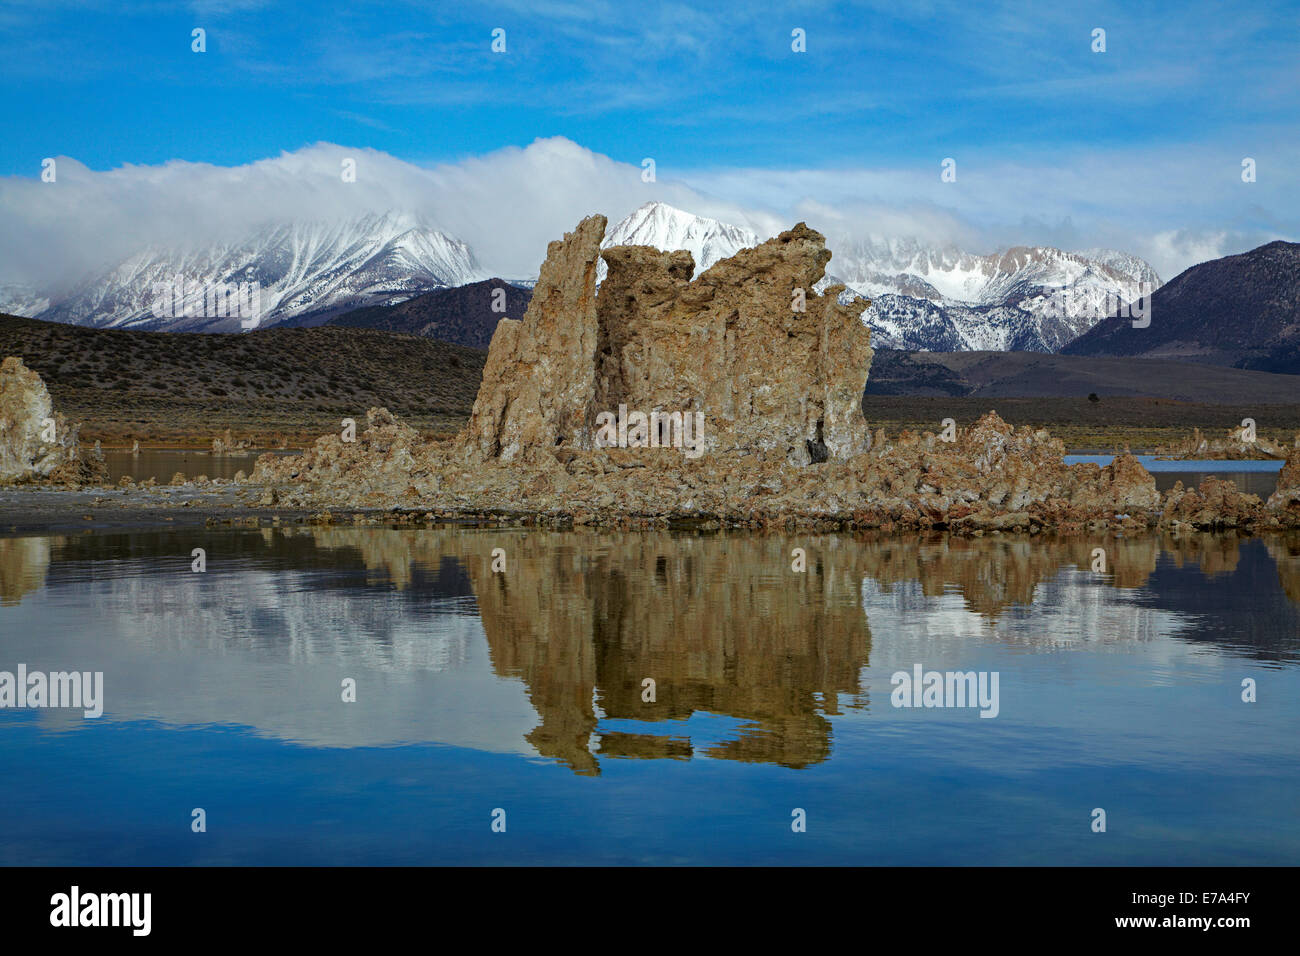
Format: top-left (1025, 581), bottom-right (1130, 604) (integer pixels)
top-left (1, 526), bottom-right (1297, 865)
top-left (1064, 455), bottom-right (1283, 496)
top-left (101, 449), bottom-right (288, 483)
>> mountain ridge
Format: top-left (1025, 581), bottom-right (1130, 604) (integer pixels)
top-left (28, 211), bottom-right (486, 333)
top-left (1063, 240), bottom-right (1300, 372)
top-left (0, 201), bottom-right (1169, 354)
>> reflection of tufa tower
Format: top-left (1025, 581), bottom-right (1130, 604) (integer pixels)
top-left (460, 531), bottom-right (873, 775)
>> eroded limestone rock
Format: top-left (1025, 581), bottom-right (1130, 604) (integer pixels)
top-left (457, 215), bottom-right (607, 463)
top-left (243, 219), bottom-right (1225, 533)
top-left (1155, 424), bottom-right (1293, 460)
top-left (0, 356), bottom-right (106, 486)
top-left (457, 217), bottom-right (872, 466)
top-left (1267, 451), bottom-right (1300, 511)
top-left (594, 224), bottom-right (872, 463)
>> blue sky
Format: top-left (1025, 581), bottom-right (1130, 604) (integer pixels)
top-left (1, 0), bottom-right (1297, 281)
top-left (4, 0), bottom-right (1296, 171)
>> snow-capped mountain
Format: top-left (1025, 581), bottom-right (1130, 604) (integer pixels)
top-left (0, 284), bottom-right (50, 318)
top-left (593, 203), bottom-right (1160, 353)
top-left (599, 202), bottom-right (762, 280)
top-left (822, 238), bottom-right (1162, 352)
top-left (1, 198), bottom-right (1161, 352)
top-left (1078, 248), bottom-right (1163, 290)
top-left (27, 211), bottom-right (485, 332)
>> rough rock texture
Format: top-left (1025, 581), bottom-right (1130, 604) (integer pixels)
top-left (595, 224), bottom-right (872, 463)
top-left (0, 356), bottom-right (106, 486)
top-left (1268, 452), bottom-right (1300, 511)
top-left (457, 217), bottom-right (871, 466)
top-left (1155, 424), bottom-right (1294, 460)
top-left (1164, 477), bottom-right (1262, 529)
top-left (457, 215), bottom-right (607, 463)
top-left (212, 428), bottom-right (253, 457)
top-left (251, 407), bottom-right (430, 499)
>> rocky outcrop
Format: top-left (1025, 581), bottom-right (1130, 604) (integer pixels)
top-left (1267, 451), bottom-right (1300, 511)
top-left (244, 215), bottom-right (1294, 534)
top-left (594, 224), bottom-right (872, 463)
top-left (212, 428), bottom-right (253, 457)
top-left (0, 356), bottom-right (106, 486)
top-left (835, 416), bottom-right (1161, 532)
top-left (456, 215), bottom-right (606, 463)
top-left (251, 407), bottom-right (429, 499)
top-left (1164, 477), bottom-right (1262, 529)
top-left (456, 217), bottom-right (871, 466)
top-left (1155, 424), bottom-right (1294, 460)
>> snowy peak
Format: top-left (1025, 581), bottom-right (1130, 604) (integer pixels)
top-left (595, 202), bottom-right (1162, 354)
top-left (1077, 248), bottom-right (1164, 289)
top-left (32, 212), bottom-right (486, 332)
top-left (831, 239), bottom-right (1160, 307)
top-left (601, 202), bottom-right (763, 278)
top-left (826, 237), bottom-right (1162, 353)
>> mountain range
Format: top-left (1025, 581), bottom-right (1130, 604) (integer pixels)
top-left (0, 201), bottom-right (1182, 354)
top-left (22, 211), bottom-right (485, 333)
top-left (593, 205), bottom-right (1166, 354)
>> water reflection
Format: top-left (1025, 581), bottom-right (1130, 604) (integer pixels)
top-left (0, 535), bottom-right (52, 606)
top-left (2, 526), bottom-right (1299, 773)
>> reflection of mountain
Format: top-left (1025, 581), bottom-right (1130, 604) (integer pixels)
top-left (855, 532), bottom-right (1300, 664)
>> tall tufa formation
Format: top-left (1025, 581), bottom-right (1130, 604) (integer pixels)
top-left (457, 215), bottom-right (607, 463)
top-left (456, 216), bottom-right (873, 466)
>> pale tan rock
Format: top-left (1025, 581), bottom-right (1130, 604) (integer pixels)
top-left (1268, 452), bottom-right (1300, 510)
top-left (1156, 424), bottom-right (1288, 460)
top-left (594, 224), bottom-right (872, 463)
top-left (456, 217), bottom-right (871, 467)
top-left (0, 356), bottom-right (106, 486)
top-left (457, 215), bottom-right (607, 463)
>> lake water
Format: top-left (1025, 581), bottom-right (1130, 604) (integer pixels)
top-left (1, 525), bottom-right (1297, 865)
top-left (1064, 455), bottom-right (1284, 497)
top-left (100, 450), bottom-right (289, 483)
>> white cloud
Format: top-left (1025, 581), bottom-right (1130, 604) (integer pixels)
top-left (0, 138), bottom-right (780, 289)
top-left (1, 136), bottom-right (1295, 292)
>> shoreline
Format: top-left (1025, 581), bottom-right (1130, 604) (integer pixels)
top-left (1, 480), bottom-right (1297, 538)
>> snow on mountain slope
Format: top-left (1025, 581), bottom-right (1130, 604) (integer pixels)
top-left (0, 284), bottom-right (50, 318)
top-left (599, 202), bottom-right (763, 280)
top-left (824, 238), bottom-right (1162, 353)
top-left (595, 203), bottom-right (1161, 353)
top-left (5, 197), bottom-right (1162, 352)
top-left (1077, 248), bottom-right (1163, 289)
top-left (32, 211), bottom-right (485, 332)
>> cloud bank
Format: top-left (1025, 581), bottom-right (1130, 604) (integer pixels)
top-left (1, 136), bottom-right (1294, 291)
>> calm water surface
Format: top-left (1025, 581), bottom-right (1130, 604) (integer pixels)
top-left (100, 449), bottom-right (290, 483)
top-left (1, 526), bottom-right (1297, 865)
top-left (1064, 455), bottom-right (1284, 496)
